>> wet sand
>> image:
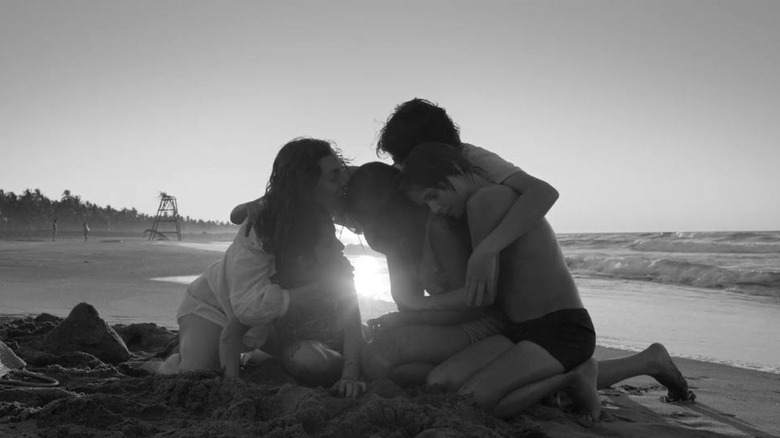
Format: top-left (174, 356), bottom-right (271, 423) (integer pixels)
top-left (1, 238), bottom-right (778, 437)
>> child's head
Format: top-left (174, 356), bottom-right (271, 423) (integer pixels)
top-left (399, 142), bottom-right (475, 218)
top-left (377, 98), bottom-right (461, 165)
top-left (399, 141), bottom-right (474, 191)
top-left (344, 162), bottom-right (420, 253)
top-left (345, 163), bottom-right (400, 226)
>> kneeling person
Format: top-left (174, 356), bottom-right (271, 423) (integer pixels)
top-left (399, 142), bottom-right (600, 420)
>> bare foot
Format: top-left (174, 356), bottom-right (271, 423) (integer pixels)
top-left (645, 343), bottom-right (695, 402)
top-left (565, 358), bottom-right (601, 425)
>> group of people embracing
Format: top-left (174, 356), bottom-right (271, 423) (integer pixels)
top-left (145, 98), bottom-right (693, 422)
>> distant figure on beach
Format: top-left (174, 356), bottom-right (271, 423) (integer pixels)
top-left (147, 138), bottom-right (365, 398)
top-left (82, 222), bottom-right (90, 241)
top-left (51, 219), bottom-right (57, 241)
top-left (347, 162), bottom-right (692, 413)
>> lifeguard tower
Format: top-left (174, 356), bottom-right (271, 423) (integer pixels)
top-left (146, 192), bottom-right (182, 241)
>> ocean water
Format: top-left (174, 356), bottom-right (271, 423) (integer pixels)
top-left (5, 231), bottom-right (776, 373)
top-left (559, 231), bottom-right (780, 299)
top-left (558, 231), bottom-right (780, 373)
top-left (147, 231), bottom-right (780, 374)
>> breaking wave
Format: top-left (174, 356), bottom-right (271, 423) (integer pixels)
top-left (566, 254), bottom-right (780, 297)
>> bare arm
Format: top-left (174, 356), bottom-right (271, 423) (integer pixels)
top-left (465, 171), bottom-right (557, 304)
top-left (408, 186), bottom-right (520, 310)
top-left (384, 253), bottom-right (481, 314)
top-left (385, 250), bottom-right (425, 312)
top-left (365, 246), bottom-right (474, 336)
top-left (230, 197), bottom-right (262, 225)
top-left (332, 257), bottom-right (365, 397)
top-left (476, 170), bottom-right (558, 255)
top-left (339, 289), bottom-right (364, 383)
top-left (391, 307), bottom-right (482, 325)
top-left (219, 318), bottom-right (250, 378)
top-left (401, 286), bottom-right (471, 311)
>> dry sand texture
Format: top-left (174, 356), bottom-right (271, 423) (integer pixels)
top-left (1, 238), bottom-right (778, 437)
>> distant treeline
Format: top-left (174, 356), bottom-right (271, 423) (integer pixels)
top-left (0, 188), bottom-right (236, 235)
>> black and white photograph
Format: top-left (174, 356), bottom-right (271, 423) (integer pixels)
top-left (1, 1), bottom-right (778, 437)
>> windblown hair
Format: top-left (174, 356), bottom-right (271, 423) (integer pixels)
top-left (254, 138), bottom-right (345, 278)
top-left (377, 98), bottom-right (462, 164)
top-left (398, 142), bottom-right (475, 192)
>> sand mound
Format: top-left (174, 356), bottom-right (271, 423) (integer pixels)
top-left (41, 303), bottom-right (131, 364)
top-left (2, 306), bottom-right (750, 438)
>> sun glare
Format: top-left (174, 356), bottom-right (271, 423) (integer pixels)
top-left (348, 255), bottom-right (391, 302)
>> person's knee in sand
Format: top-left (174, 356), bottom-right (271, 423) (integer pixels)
top-left (144, 313), bottom-right (222, 375)
top-left (346, 161), bottom-right (691, 407)
top-left (425, 338), bottom-right (691, 407)
top-left (399, 142), bottom-right (693, 418)
top-left (398, 142), bottom-right (600, 419)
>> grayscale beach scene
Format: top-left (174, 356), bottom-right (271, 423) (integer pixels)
top-left (1, 1), bottom-right (778, 437)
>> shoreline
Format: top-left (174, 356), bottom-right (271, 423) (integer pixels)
top-left (4, 308), bottom-right (779, 376)
top-left (593, 345), bottom-right (780, 436)
top-left (2, 238), bottom-right (779, 436)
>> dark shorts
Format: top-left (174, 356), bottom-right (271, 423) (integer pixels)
top-left (503, 308), bottom-right (595, 372)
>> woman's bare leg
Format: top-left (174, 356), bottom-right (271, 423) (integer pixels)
top-left (390, 362), bottom-right (437, 386)
top-left (426, 335), bottom-right (514, 392)
top-left (178, 314), bottom-right (222, 372)
top-left (143, 314), bottom-right (222, 374)
top-left (362, 324), bottom-right (472, 382)
top-left (457, 341), bottom-right (600, 420)
top-left (494, 358), bottom-right (600, 420)
top-left (457, 341), bottom-right (564, 408)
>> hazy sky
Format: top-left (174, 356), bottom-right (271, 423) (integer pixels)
top-left (1, 0), bottom-right (778, 233)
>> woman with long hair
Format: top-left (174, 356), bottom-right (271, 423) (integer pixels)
top-left (150, 138), bottom-right (364, 398)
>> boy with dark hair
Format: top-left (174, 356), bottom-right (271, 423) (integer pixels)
top-left (349, 158), bottom-right (692, 419)
top-left (398, 141), bottom-right (600, 420)
top-left (378, 98), bottom-right (560, 306)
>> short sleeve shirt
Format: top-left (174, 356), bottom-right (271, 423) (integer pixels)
top-left (460, 143), bottom-right (522, 184)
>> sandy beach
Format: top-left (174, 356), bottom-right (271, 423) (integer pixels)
top-left (1, 238), bottom-right (778, 437)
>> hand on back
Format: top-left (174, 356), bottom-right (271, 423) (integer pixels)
top-left (242, 201), bottom-right (264, 237)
